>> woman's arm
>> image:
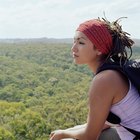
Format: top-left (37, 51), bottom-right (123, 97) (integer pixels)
top-left (50, 123), bottom-right (110, 140)
top-left (50, 71), bottom-right (120, 140)
top-left (66, 123), bottom-right (110, 131)
top-left (66, 124), bottom-right (87, 131)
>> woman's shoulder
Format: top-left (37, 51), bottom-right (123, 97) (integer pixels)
top-left (90, 70), bottom-right (129, 104)
top-left (94, 69), bottom-right (124, 86)
top-left (93, 69), bottom-right (129, 91)
top-left (89, 70), bottom-right (121, 96)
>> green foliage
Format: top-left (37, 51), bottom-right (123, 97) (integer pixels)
top-left (10, 110), bottom-right (48, 140)
top-left (0, 42), bottom-right (139, 139)
top-left (0, 101), bottom-right (25, 125)
top-left (0, 127), bottom-right (15, 140)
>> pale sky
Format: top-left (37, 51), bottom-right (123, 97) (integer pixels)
top-left (0, 0), bottom-right (140, 39)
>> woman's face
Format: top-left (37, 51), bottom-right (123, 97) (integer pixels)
top-left (71, 31), bottom-right (99, 65)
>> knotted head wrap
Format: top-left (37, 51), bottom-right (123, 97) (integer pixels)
top-left (76, 19), bottom-right (113, 55)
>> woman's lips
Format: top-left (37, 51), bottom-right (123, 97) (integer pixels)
top-left (73, 53), bottom-right (79, 58)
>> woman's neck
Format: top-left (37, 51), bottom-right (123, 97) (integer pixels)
top-left (88, 60), bottom-right (103, 74)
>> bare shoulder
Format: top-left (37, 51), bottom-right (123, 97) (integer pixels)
top-left (88, 70), bottom-right (129, 104)
top-left (92, 70), bottom-right (123, 91)
top-left (94, 70), bottom-right (124, 85)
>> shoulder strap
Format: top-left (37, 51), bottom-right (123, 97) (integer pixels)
top-left (107, 112), bottom-right (121, 124)
top-left (96, 59), bottom-right (124, 75)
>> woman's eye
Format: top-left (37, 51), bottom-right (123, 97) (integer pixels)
top-left (79, 42), bottom-right (85, 45)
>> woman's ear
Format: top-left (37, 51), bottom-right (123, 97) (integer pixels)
top-left (93, 45), bottom-right (102, 56)
top-left (97, 50), bottom-right (102, 56)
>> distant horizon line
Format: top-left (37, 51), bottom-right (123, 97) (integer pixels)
top-left (0, 37), bottom-right (140, 41)
top-left (0, 37), bottom-right (139, 40)
top-left (0, 38), bottom-right (139, 46)
top-left (0, 37), bottom-right (73, 39)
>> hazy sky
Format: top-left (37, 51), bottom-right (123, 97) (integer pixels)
top-left (0, 0), bottom-right (140, 39)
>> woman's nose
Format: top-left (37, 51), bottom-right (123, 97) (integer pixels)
top-left (71, 43), bottom-right (77, 52)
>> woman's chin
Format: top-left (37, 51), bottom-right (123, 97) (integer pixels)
top-left (73, 60), bottom-right (84, 65)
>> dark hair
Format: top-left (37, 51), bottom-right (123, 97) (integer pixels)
top-left (100, 17), bottom-right (134, 63)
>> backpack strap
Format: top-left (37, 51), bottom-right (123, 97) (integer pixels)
top-left (107, 112), bottom-right (121, 124)
top-left (96, 60), bottom-right (124, 76)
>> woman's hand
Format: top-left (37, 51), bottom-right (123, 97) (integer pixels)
top-left (50, 124), bottom-right (86, 140)
top-left (50, 129), bottom-right (66, 140)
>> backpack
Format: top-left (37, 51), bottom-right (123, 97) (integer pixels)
top-left (96, 59), bottom-right (140, 140)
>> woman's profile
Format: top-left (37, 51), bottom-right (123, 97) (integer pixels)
top-left (50, 17), bottom-right (140, 140)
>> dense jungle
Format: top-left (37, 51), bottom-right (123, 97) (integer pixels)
top-left (0, 40), bottom-right (140, 140)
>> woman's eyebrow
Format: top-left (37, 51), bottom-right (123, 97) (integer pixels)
top-left (74, 37), bottom-right (86, 40)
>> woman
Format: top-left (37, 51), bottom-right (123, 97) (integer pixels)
top-left (50, 18), bottom-right (140, 140)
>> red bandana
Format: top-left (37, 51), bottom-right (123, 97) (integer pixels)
top-left (76, 19), bottom-right (113, 55)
